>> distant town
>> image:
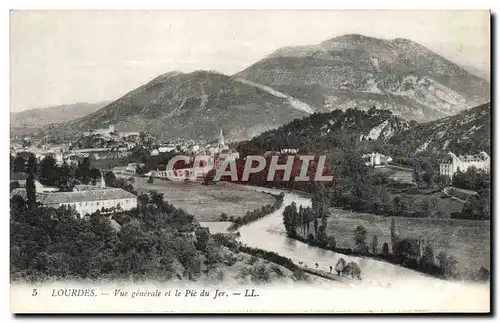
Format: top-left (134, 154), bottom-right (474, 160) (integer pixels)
top-left (10, 122), bottom-right (490, 220)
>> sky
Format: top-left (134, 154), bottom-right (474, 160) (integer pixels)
top-left (10, 10), bottom-right (490, 112)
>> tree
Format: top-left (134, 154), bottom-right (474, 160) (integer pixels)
top-left (477, 267), bottom-right (490, 282)
top-left (412, 159), bottom-right (423, 189)
top-left (76, 157), bottom-right (91, 184)
top-left (89, 168), bottom-right (101, 185)
top-left (434, 174), bottom-right (451, 189)
top-left (421, 161), bottom-right (435, 189)
top-left (104, 171), bottom-right (117, 187)
top-left (459, 187), bottom-right (491, 220)
top-left (420, 242), bottom-right (435, 270)
top-left (10, 195), bottom-right (26, 215)
top-left (57, 161), bottom-right (74, 192)
top-left (147, 176), bottom-right (154, 184)
top-left (316, 225), bottom-right (327, 247)
top-left (195, 227), bottom-right (210, 252)
top-left (219, 213), bottom-right (229, 221)
top-left (390, 218), bottom-right (397, 254)
top-left (282, 202), bottom-right (298, 237)
top-left (371, 235), bottom-right (379, 254)
top-left (13, 155), bottom-right (25, 173)
top-left (27, 154), bottom-right (38, 174)
top-left (353, 225), bottom-right (367, 253)
top-left (344, 261), bottom-right (362, 280)
top-left (39, 155), bottom-right (58, 186)
top-left (326, 236), bottom-right (336, 250)
top-left (26, 170), bottom-right (36, 210)
top-left (334, 258), bottom-right (346, 275)
top-left (382, 242), bottom-right (389, 258)
top-left (436, 251), bottom-right (457, 278)
top-left (421, 200), bottom-right (432, 218)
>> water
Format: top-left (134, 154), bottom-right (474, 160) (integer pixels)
top-left (232, 186), bottom-right (489, 306)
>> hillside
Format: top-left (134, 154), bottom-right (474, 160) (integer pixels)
top-left (237, 103), bottom-right (490, 158)
top-left (388, 102), bottom-right (491, 155)
top-left (237, 107), bottom-right (411, 153)
top-left (10, 102), bottom-right (109, 135)
top-left (43, 35), bottom-right (489, 142)
top-left (236, 34), bottom-right (490, 122)
top-left (54, 71), bottom-right (309, 141)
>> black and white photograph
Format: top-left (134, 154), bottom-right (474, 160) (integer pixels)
top-left (8, 9), bottom-right (491, 313)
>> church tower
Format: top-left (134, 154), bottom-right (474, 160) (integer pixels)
top-left (100, 175), bottom-right (106, 189)
top-left (218, 128), bottom-right (226, 150)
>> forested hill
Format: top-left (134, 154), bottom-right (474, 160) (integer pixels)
top-left (237, 108), bottom-right (411, 154)
top-left (237, 103), bottom-right (491, 160)
top-left (387, 102), bottom-right (491, 156)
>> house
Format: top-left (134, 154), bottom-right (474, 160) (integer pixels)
top-left (439, 151), bottom-right (490, 178)
top-left (35, 180), bottom-right (59, 193)
top-left (37, 188), bottom-right (137, 217)
top-left (10, 171), bottom-right (28, 187)
top-left (125, 163), bottom-right (145, 173)
top-left (83, 125), bottom-right (116, 137)
top-left (158, 146), bottom-right (176, 153)
top-left (363, 152), bottom-right (392, 167)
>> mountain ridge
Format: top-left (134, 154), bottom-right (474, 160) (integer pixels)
top-left (236, 34), bottom-right (489, 123)
top-left (45, 34), bottom-right (489, 142)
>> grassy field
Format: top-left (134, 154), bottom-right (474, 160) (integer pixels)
top-left (388, 187), bottom-right (465, 217)
top-left (134, 177), bottom-right (274, 222)
top-left (375, 165), bottom-right (413, 184)
top-left (324, 208), bottom-right (490, 278)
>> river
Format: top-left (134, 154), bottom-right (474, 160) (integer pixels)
top-left (203, 186), bottom-right (490, 311)
top-left (131, 175), bottom-right (489, 311)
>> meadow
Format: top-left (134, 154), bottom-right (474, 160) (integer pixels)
top-left (325, 208), bottom-right (490, 279)
top-left (134, 177), bottom-right (274, 221)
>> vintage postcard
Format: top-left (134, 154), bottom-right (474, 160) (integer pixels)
top-left (9, 10), bottom-right (491, 314)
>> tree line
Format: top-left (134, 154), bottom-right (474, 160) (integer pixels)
top-left (225, 193), bottom-right (284, 230)
top-left (281, 202), bottom-right (489, 281)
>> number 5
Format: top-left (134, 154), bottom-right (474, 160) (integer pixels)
top-left (32, 289), bottom-right (37, 296)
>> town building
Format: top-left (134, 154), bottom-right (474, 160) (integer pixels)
top-left (10, 171), bottom-right (28, 188)
top-left (83, 125), bottom-right (116, 137)
top-left (10, 172), bottom-right (137, 217)
top-left (214, 128), bottom-right (240, 161)
top-left (36, 188), bottom-right (137, 217)
top-left (158, 145), bottom-right (177, 153)
top-left (118, 131), bottom-right (140, 138)
top-left (362, 152), bottom-right (392, 167)
top-left (439, 151), bottom-right (491, 178)
top-left (125, 163), bottom-right (145, 173)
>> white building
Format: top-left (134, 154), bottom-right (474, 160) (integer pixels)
top-left (151, 167), bottom-right (206, 182)
top-left (362, 152), bottom-right (392, 167)
top-left (158, 145), bottom-right (177, 153)
top-left (439, 151), bottom-right (490, 178)
top-left (83, 125), bottom-right (116, 137)
top-left (125, 163), bottom-right (144, 173)
top-left (38, 188), bottom-right (137, 217)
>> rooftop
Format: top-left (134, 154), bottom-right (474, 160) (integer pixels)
top-left (38, 188), bottom-right (137, 205)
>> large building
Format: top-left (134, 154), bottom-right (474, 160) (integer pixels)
top-left (83, 125), bottom-right (116, 137)
top-left (362, 152), bottom-right (392, 168)
top-left (439, 151), bottom-right (490, 178)
top-left (10, 174), bottom-right (137, 217)
top-left (38, 188), bottom-right (137, 217)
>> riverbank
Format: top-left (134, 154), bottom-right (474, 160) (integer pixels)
top-left (227, 192), bottom-right (284, 231)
